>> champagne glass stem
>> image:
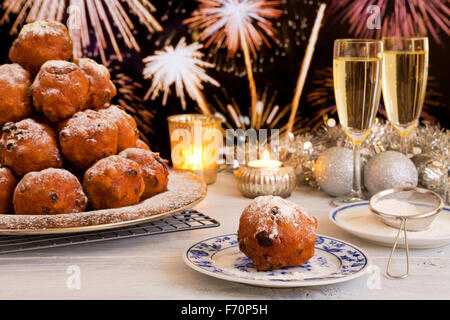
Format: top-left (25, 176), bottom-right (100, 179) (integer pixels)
top-left (400, 135), bottom-right (408, 155)
top-left (350, 143), bottom-right (363, 199)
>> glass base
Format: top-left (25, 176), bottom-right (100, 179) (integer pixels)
top-left (330, 196), bottom-right (365, 207)
top-left (177, 167), bottom-right (218, 184)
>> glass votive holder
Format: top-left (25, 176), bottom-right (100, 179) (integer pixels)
top-left (168, 114), bottom-right (222, 184)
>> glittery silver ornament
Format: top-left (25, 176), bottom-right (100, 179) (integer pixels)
top-left (413, 155), bottom-right (448, 197)
top-left (446, 176), bottom-right (450, 205)
top-left (279, 133), bottom-right (322, 187)
top-left (421, 160), bottom-right (447, 190)
top-left (279, 120), bottom-right (448, 193)
top-left (364, 151), bottom-right (418, 196)
top-left (314, 147), bottom-right (353, 196)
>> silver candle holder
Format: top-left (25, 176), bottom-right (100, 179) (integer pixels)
top-left (234, 160), bottom-right (296, 198)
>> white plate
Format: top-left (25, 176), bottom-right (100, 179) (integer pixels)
top-left (330, 202), bottom-right (450, 249)
top-left (183, 233), bottom-right (370, 288)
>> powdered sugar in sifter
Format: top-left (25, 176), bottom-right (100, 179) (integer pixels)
top-left (369, 187), bottom-right (444, 279)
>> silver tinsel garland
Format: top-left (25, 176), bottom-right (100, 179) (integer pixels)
top-left (279, 119), bottom-right (449, 203)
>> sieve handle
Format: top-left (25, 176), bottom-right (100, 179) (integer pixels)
top-left (386, 217), bottom-right (410, 279)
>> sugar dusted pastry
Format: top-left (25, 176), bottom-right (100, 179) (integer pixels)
top-left (134, 139), bottom-right (151, 151)
top-left (0, 119), bottom-right (62, 176)
top-left (237, 196), bottom-right (317, 271)
top-left (9, 20), bottom-right (73, 74)
top-left (13, 168), bottom-right (87, 215)
top-left (0, 166), bottom-right (17, 214)
top-left (119, 148), bottom-right (169, 199)
top-left (97, 105), bottom-right (138, 151)
top-left (83, 155), bottom-right (145, 210)
top-left (0, 64), bottom-right (32, 126)
top-left (31, 60), bottom-right (90, 122)
top-left (76, 58), bottom-right (116, 109)
top-left (59, 109), bottom-right (118, 169)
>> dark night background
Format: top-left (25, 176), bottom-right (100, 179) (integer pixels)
top-left (0, 0), bottom-right (448, 161)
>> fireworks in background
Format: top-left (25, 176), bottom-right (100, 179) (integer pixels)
top-left (0, 0), bottom-right (162, 64)
top-left (328, 0), bottom-right (450, 45)
top-left (0, 0), bottom-right (447, 147)
top-left (142, 0), bottom-right (326, 134)
top-left (207, 2), bottom-right (326, 135)
top-left (185, 0), bottom-right (282, 57)
top-left (109, 65), bottom-right (156, 146)
top-left (142, 37), bottom-right (220, 115)
top-left (144, 0), bottom-right (319, 77)
top-left (200, 0), bottom-right (320, 77)
top-left (285, 2), bottom-right (325, 134)
top-left (161, 0), bottom-right (448, 132)
top-left (209, 86), bottom-right (287, 130)
top-left (185, 0), bottom-right (283, 128)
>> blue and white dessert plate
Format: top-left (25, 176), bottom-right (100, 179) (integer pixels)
top-left (330, 202), bottom-right (450, 249)
top-left (183, 233), bottom-right (370, 288)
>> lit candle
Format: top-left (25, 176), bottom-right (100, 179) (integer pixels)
top-left (168, 114), bottom-right (222, 184)
top-left (248, 150), bottom-right (282, 168)
top-left (235, 150), bottom-right (295, 198)
top-left (185, 148), bottom-right (204, 170)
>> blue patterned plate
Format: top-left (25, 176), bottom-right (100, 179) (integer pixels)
top-left (183, 234), bottom-right (370, 287)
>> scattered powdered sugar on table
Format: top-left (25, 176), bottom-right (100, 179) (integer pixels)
top-left (373, 199), bottom-right (426, 216)
top-left (0, 171), bottom-right (206, 231)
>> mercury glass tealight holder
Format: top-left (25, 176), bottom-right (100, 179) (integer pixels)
top-left (234, 158), bottom-right (296, 198)
top-left (167, 114), bottom-right (222, 184)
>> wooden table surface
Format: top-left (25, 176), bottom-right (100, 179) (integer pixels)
top-left (0, 172), bottom-right (449, 300)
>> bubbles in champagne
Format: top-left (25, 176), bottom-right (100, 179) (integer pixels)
top-left (382, 51), bottom-right (429, 137)
top-left (333, 57), bottom-right (382, 144)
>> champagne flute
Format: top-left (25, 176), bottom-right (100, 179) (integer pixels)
top-left (382, 37), bottom-right (429, 154)
top-left (333, 39), bottom-right (383, 205)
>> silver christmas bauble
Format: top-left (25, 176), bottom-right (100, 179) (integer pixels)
top-left (412, 155), bottom-right (448, 196)
top-left (364, 151), bottom-right (418, 196)
top-left (314, 147), bottom-right (353, 196)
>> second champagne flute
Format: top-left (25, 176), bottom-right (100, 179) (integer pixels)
top-left (333, 39), bottom-right (383, 205)
top-left (382, 36), bottom-right (429, 154)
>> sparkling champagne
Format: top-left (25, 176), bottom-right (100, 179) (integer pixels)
top-left (382, 50), bottom-right (428, 136)
top-left (333, 57), bottom-right (382, 144)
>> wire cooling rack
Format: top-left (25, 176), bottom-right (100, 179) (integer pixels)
top-left (0, 210), bottom-right (219, 254)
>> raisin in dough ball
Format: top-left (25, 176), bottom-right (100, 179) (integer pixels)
top-left (13, 168), bottom-right (87, 215)
top-left (83, 156), bottom-right (145, 210)
top-left (0, 119), bottom-right (63, 176)
top-left (31, 60), bottom-right (90, 122)
top-left (0, 64), bottom-right (32, 126)
top-left (59, 110), bottom-right (118, 169)
top-left (97, 105), bottom-right (138, 152)
top-left (237, 196), bottom-right (317, 271)
top-left (119, 148), bottom-right (169, 199)
top-left (76, 58), bottom-right (116, 109)
top-left (9, 20), bottom-right (73, 74)
top-left (0, 166), bottom-right (17, 214)
top-left (134, 139), bottom-right (151, 151)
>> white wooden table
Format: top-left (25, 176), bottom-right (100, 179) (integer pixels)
top-left (0, 172), bottom-right (448, 300)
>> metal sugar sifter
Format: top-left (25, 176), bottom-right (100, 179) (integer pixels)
top-left (369, 187), bottom-right (444, 279)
